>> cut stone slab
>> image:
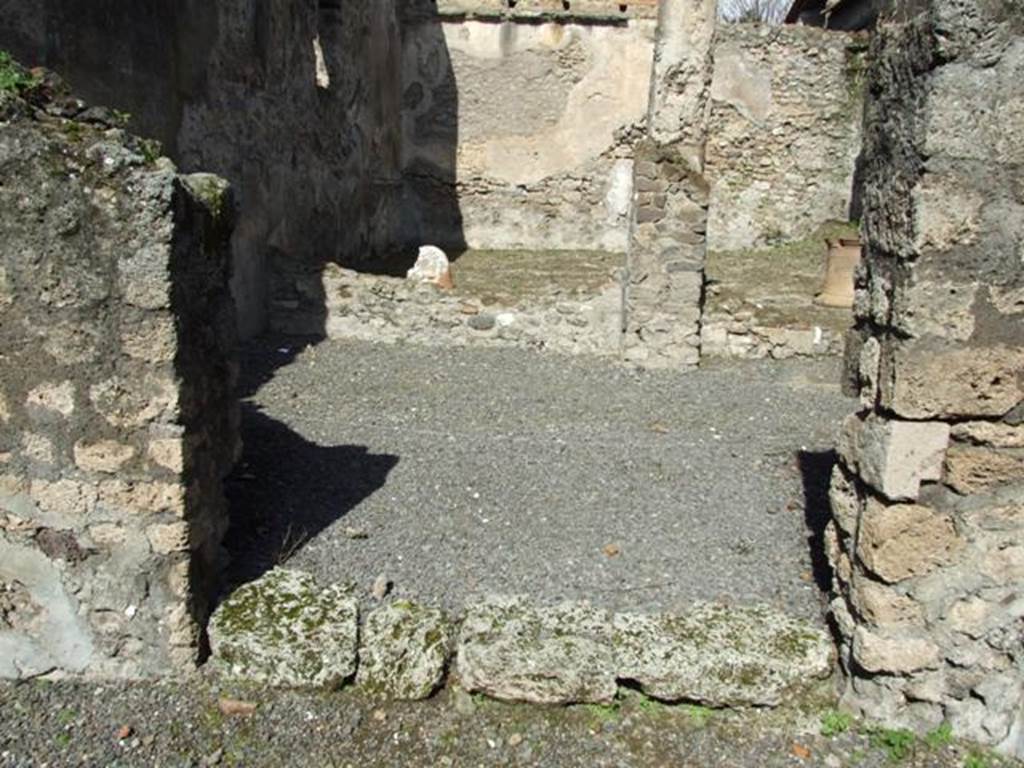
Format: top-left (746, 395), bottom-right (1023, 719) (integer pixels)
top-left (839, 414), bottom-right (950, 501)
top-left (613, 603), bottom-right (834, 707)
top-left (455, 595), bottom-right (617, 705)
top-left (208, 568), bottom-right (357, 688)
top-left (357, 600), bottom-right (452, 700)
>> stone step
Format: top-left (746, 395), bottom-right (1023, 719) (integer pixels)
top-left (209, 568), bottom-right (834, 706)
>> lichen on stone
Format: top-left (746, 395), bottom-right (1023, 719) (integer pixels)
top-left (208, 568), bottom-right (358, 688)
top-left (357, 600), bottom-right (452, 700)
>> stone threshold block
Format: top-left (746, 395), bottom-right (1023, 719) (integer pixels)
top-left (209, 575), bottom-right (834, 708)
top-left (455, 598), bottom-right (832, 706)
top-left (454, 595), bottom-right (619, 704)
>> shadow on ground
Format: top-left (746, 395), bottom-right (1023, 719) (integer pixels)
top-left (798, 449), bottom-right (838, 594)
top-left (220, 337), bottom-right (399, 594)
top-left (222, 404), bottom-right (399, 592)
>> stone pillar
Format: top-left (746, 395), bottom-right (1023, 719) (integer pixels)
top-left (623, 0), bottom-right (716, 367)
top-left (828, 1), bottom-right (1024, 756)
top-left (0, 84), bottom-right (238, 679)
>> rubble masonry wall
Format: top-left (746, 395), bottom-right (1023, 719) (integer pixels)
top-left (706, 23), bottom-right (867, 252)
top-left (827, 0), bottom-right (1024, 755)
top-left (0, 88), bottom-right (237, 679)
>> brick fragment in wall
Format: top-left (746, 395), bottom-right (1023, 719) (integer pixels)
top-left (25, 382), bottom-right (76, 419)
top-left (952, 422), bottom-right (1024, 449)
top-left (73, 440), bottom-right (137, 474)
top-left (849, 577), bottom-right (923, 627)
top-left (852, 625), bottom-right (940, 674)
top-left (828, 462), bottom-right (860, 537)
top-left (960, 503), bottom-right (1024, 534)
top-left (979, 546), bottom-right (1024, 584)
top-left (945, 592), bottom-right (1024, 641)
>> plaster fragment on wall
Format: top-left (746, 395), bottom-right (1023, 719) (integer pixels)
top-left (314, 36), bottom-right (330, 89)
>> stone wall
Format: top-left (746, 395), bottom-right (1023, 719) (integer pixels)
top-left (0, 83), bottom-right (237, 678)
top-left (311, 265), bottom-right (622, 357)
top-left (0, 0), bottom-right (405, 339)
top-left (706, 23), bottom-right (867, 251)
top-left (827, 0), bottom-right (1024, 755)
top-left (398, 3), bottom-right (656, 252)
top-left (622, 0), bottom-right (717, 368)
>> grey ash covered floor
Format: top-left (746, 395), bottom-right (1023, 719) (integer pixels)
top-left (224, 339), bottom-right (854, 620)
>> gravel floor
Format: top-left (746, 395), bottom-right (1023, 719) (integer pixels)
top-left (225, 338), bottom-right (852, 620)
top-left (2, 678), bottom-right (1016, 768)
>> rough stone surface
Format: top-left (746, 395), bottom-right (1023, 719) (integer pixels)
top-left (316, 261), bottom-right (623, 358)
top-left (0, 80), bottom-right (237, 680)
top-left (857, 499), bottom-right (959, 584)
top-left (357, 600), bottom-right (452, 700)
top-left (400, 8), bottom-right (655, 252)
top-left (839, 415), bottom-right (950, 501)
top-left (851, 626), bottom-right (940, 674)
top-left (831, 0), bottom-right (1024, 755)
top-left (623, 0), bottom-right (716, 368)
top-left (455, 595), bottom-right (617, 704)
top-left (612, 604), bottom-right (833, 707)
top-left (706, 25), bottom-right (867, 251)
top-left (944, 446), bottom-right (1024, 495)
top-left (208, 569), bottom-right (358, 688)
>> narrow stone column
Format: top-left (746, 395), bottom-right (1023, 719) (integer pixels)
top-left (828, 0), bottom-right (1024, 756)
top-left (623, 0), bottom-right (716, 367)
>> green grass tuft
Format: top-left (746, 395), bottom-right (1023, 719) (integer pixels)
top-left (0, 50), bottom-right (34, 93)
top-left (820, 709), bottom-right (853, 737)
top-left (924, 722), bottom-right (954, 749)
top-left (869, 727), bottom-right (916, 762)
top-left (681, 703), bottom-right (714, 726)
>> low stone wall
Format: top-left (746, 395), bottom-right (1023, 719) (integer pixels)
top-left (0, 83), bottom-right (237, 679)
top-left (701, 315), bottom-right (842, 360)
top-left (286, 265), bottom-right (623, 358)
top-left (827, 1), bottom-right (1024, 755)
top-left (706, 23), bottom-right (867, 251)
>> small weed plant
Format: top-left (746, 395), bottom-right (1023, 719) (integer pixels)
top-left (820, 709), bottom-right (853, 737)
top-left (870, 727), bottom-right (916, 762)
top-left (0, 50), bottom-right (34, 93)
top-left (924, 722), bottom-right (954, 750)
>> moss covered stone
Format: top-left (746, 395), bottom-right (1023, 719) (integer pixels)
top-left (455, 595), bottom-right (617, 705)
top-left (357, 601), bottom-right (452, 700)
top-left (208, 568), bottom-right (358, 688)
top-left (612, 603), bottom-right (834, 707)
